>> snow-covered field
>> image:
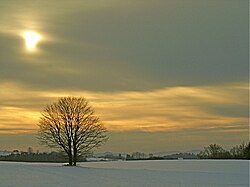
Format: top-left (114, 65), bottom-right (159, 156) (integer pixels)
top-left (0, 160), bottom-right (249, 187)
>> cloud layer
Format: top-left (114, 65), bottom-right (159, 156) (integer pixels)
top-left (0, 81), bottom-right (248, 151)
top-left (0, 81), bottom-right (247, 134)
top-left (0, 0), bottom-right (248, 91)
top-left (0, 0), bottom-right (248, 152)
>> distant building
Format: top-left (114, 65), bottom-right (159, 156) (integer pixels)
top-left (132, 152), bottom-right (148, 159)
top-left (0, 150), bottom-right (12, 156)
top-left (21, 151), bottom-right (28, 155)
top-left (104, 153), bottom-right (115, 159)
top-left (149, 153), bottom-right (154, 158)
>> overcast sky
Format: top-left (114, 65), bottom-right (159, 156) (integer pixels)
top-left (0, 0), bottom-right (248, 153)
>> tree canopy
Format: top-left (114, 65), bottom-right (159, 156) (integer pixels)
top-left (38, 97), bottom-right (108, 166)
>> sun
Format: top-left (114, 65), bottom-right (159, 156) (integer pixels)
top-left (22, 31), bottom-right (42, 51)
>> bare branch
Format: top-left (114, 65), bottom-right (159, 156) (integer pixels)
top-left (37, 97), bottom-right (108, 166)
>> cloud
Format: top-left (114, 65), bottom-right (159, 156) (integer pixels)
top-left (0, 0), bottom-right (248, 151)
top-left (0, 81), bottom-right (247, 135)
top-left (0, 0), bottom-right (248, 91)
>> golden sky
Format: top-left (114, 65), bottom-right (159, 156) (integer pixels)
top-left (0, 81), bottom-right (248, 152)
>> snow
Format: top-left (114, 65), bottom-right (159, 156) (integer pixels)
top-left (0, 160), bottom-right (249, 187)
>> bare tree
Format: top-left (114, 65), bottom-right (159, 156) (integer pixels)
top-left (198, 144), bottom-right (229, 159)
top-left (38, 97), bottom-right (108, 166)
top-left (230, 142), bottom-right (246, 158)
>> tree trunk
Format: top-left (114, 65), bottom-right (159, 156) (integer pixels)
top-left (68, 152), bottom-right (73, 166)
top-left (73, 145), bottom-right (77, 166)
top-left (73, 132), bottom-right (78, 166)
top-left (68, 138), bottom-right (72, 166)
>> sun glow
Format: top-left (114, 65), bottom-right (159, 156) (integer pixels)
top-left (22, 31), bottom-right (41, 51)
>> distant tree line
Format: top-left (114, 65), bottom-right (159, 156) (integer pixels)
top-left (1, 142), bottom-right (249, 162)
top-left (125, 152), bottom-right (197, 160)
top-left (163, 152), bottom-right (197, 160)
top-left (198, 142), bottom-right (250, 159)
top-left (0, 151), bottom-right (87, 163)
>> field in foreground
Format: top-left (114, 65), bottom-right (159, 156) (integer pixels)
top-left (0, 160), bottom-right (249, 187)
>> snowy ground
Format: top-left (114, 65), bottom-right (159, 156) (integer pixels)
top-left (0, 160), bottom-right (249, 187)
